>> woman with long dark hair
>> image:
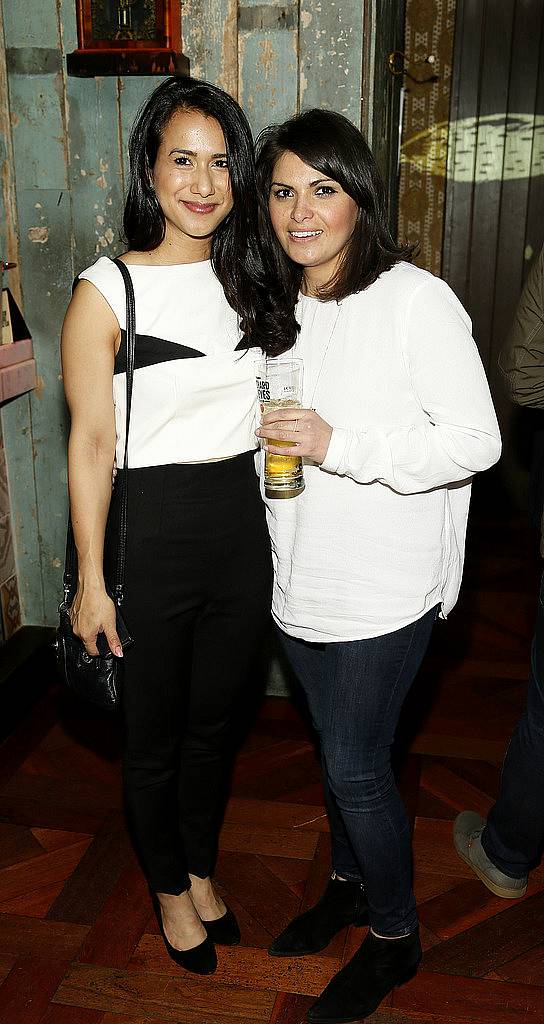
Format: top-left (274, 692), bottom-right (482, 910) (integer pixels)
top-left (61, 76), bottom-right (296, 976)
top-left (256, 109), bottom-right (501, 1022)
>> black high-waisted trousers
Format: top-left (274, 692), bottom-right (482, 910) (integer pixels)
top-left (106, 452), bottom-right (272, 894)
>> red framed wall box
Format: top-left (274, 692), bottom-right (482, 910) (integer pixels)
top-left (0, 285), bottom-right (36, 403)
top-left (67, 1), bottom-right (189, 77)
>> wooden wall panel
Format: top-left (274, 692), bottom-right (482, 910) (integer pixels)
top-left (118, 78), bottom-right (164, 188)
top-left (7, 75), bottom-right (67, 190)
top-left (299, 0), bottom-right (364, 124)
top-left (67, 77), bottom-right (126, 268)
top-left (362, 0), bottom-right (405, 224)
top-left (0, 28), bottom-right (19, 298)
top-left (182, 0), bottom-right (238, 96)
top-left (442, 0), bottom-right (544, 506)
top-left (6, 90), bottom-right (70, 609)
top-left (397, 0), bottom-right (457, 275)
top-left (465, 0), bottom-right (517, 372)
top-left (238, 2), bottom-right (298, 137)
top-left (59, 0), bottom-right (78, 53)
top-left (442, 0), bottom-right (486, 299)
top-left (1, 0), bottom-right (59, 49)
top-left (0, 3), bottom-right (28, 635)
top-left (525, 14), bottom-right (544, 272)
top-left (0, 396), bottom-right (42, 625)
top-left (15, 187), bottom-right (72, 610)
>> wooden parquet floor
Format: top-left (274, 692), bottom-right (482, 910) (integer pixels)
top-left (1, 512), bottom-right (543, 1023)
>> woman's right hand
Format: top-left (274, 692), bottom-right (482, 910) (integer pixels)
top-left (70, 582), bottom-right (123, 658)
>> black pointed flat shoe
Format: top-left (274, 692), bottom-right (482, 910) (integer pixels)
top-left (152, 895), bottom-right (217, 974)
top-left (201, 904), bottom-right (241, 946)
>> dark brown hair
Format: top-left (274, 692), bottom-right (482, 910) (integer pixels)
top-left (255, 108), bottom-right (415, 306)
top-left (124, 75), bottom-right (298, 354)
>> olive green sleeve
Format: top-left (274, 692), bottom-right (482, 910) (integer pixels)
top-left (498, 246), bottom-right (544, 408)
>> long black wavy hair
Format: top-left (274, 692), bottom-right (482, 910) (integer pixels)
top-left (124, 75), bottom-right (298, 354)
top-left (255, 109), bottom-right (415, 305)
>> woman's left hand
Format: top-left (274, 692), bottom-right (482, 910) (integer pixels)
top-left (257, 407), bottom-right (333, 465)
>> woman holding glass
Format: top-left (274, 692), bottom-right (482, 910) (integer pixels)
top-left (61, 76), bottom-right (296, 976)
top-left (255, 109), bottom-right (501, 1022)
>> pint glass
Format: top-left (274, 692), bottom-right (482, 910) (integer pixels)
top-left (256, 358), bottom-right (305, 499)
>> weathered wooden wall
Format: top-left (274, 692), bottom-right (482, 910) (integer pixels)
top-left (398, 0), bottom-right (457, 275)
top-left (0, 2), bottom-right (28, 642)
top-left (442, 0), bottom-right (544, 507)
top-left (0, 1), bottom-right (390, 628)
top-left (362, 0), bottom-right (406, 228)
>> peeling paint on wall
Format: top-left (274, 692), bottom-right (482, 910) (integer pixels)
top-left (183, 0), bottom-right (238, 97)
top-left (258, 38), bottom-right (278, 77)
top-left (27, 225), bottom-right (48, 243)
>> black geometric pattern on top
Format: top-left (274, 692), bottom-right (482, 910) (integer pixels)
top-left (114, 332), bottom-right (205, 375)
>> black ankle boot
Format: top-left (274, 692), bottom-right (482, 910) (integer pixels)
top-left (307, 927), bottom-right (422, 1023)
top-left (268, 875), bottom-right (368, 957)
top-left (152, 895), bottom-right (217, 975)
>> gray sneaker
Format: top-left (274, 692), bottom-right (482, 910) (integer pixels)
top-left (453, 811), bottom-right (528, 899)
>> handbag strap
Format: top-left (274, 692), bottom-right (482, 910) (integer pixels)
top-left (111, 257), bottom-right (136, 603)
top-left (63, 257), bottom-right (136, 606)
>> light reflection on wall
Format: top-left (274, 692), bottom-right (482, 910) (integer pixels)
top-left (401, 113), bottom-right (544, 181)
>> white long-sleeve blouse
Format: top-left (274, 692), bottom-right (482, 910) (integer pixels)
top-left (264, 261), bottom-right (501, 642)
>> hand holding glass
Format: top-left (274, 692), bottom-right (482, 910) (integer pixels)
top-left (256, 358), bottom-right (305, 498)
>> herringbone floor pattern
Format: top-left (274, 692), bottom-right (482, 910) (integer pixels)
top-left (1, 513), bottom-right (543, 1022)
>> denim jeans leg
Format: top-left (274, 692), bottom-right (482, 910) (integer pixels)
top-left (280, 608), bottom-right (436, 937)
top-left (319, 743), bottom-right (363, 881)
top-left (278, 630), bottom-right (362, 881)
top-left (321, 610), bottom-right (435, 937)
top-left (482, 572), bottom-right (544, 876)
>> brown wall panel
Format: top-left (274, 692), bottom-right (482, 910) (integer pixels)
top-left (443, 0), bottom-right (544, 505)
top-left (398, 0), bottom-right (457, 275)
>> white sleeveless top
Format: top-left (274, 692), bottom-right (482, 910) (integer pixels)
top-left (78, 256), bottom-right (259, 468)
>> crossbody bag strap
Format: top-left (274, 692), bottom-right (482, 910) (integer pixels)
top-left (62, 257), bottom-right (136, 607)
top-left (111, 257), bottom-right (136, 605)
top-left (62, 519), bottom-right (78, 603)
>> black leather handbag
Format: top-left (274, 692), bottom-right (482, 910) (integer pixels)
top-left (55, 258), bottom-right (136, 709)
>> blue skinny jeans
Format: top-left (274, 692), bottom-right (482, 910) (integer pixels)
top-left (279, 605), bottom-right (437, 938)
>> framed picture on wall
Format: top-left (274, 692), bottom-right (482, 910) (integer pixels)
top-left (67, 1), bottom-right (189, 76)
